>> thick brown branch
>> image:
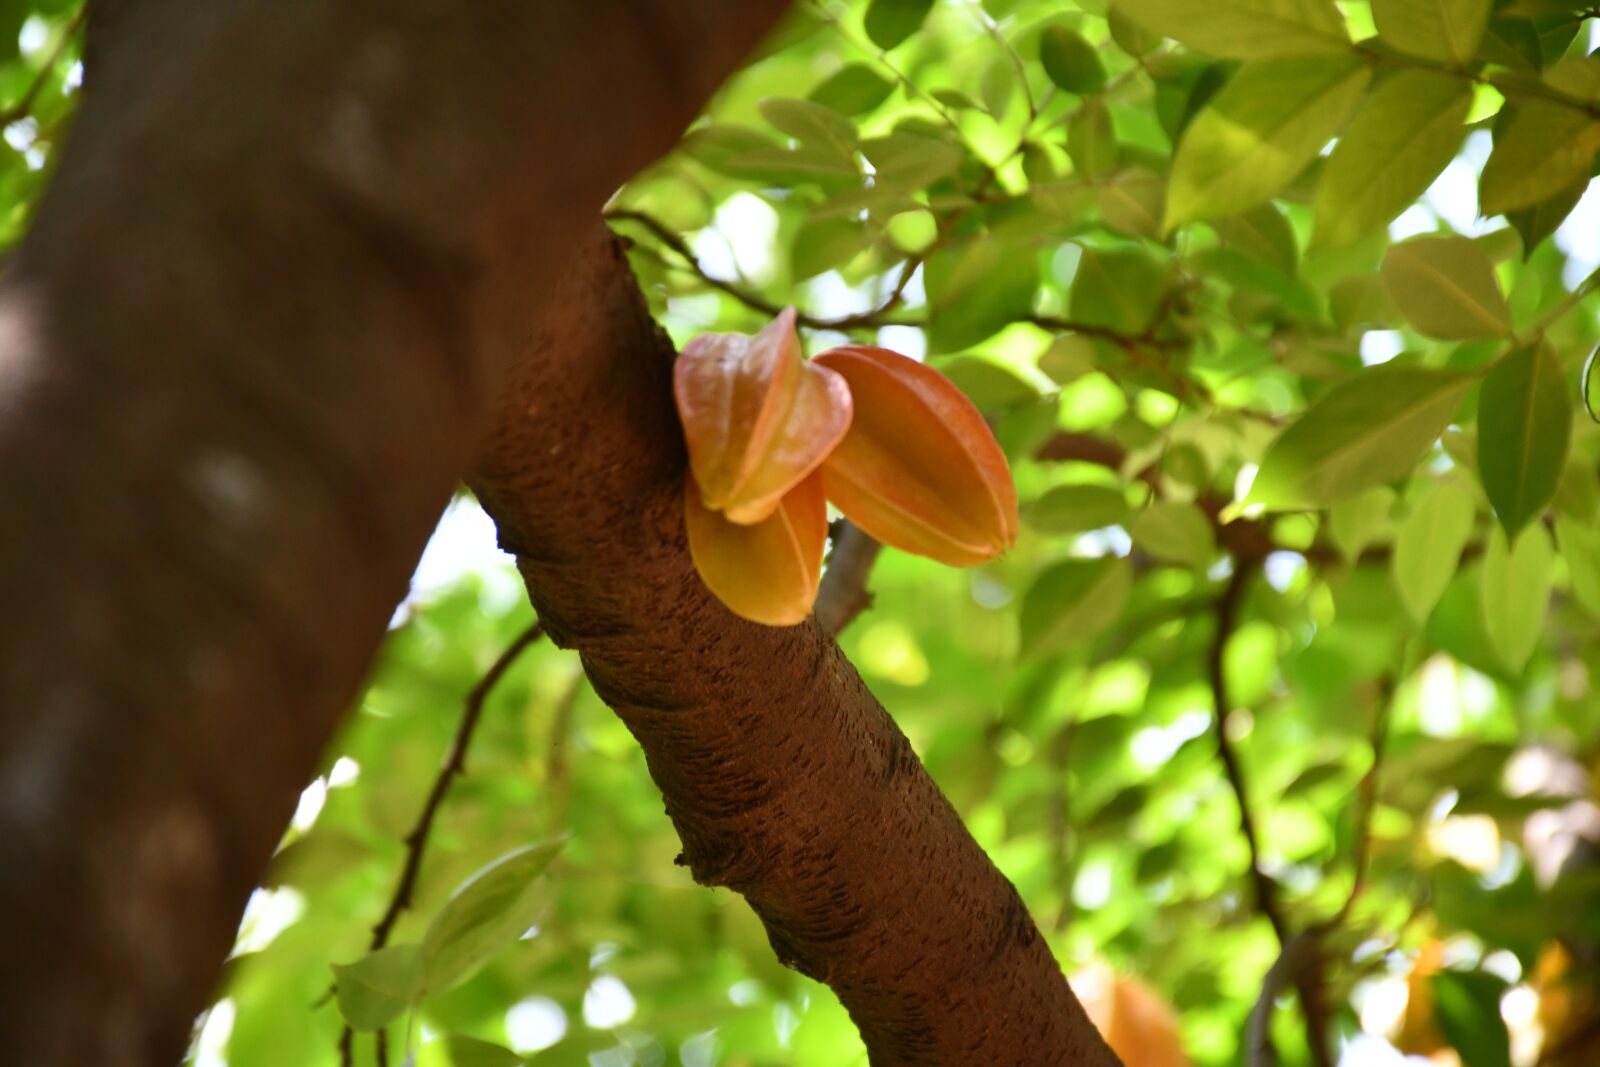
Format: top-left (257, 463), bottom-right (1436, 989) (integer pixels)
top-left (0, 3), bottom-right (791, 1063)
top-left (470, 229), bottom-right (1118, 1067)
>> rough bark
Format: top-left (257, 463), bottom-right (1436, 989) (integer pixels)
top-left (0, 3), bottom-right (788, 1063)
top-left (470, 229), bottom-right (1119, 1066)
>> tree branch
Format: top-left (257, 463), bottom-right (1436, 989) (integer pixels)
top-left (1210, 563), bottom-right (1334, 1067)
top-left (0, 3), bottom-right (791, 1062)
top-left (469, 228), bottom-right (1119, 1066)
top-left (607, 208), bottom-right (920, 332)
top-left (336, 621), bottom-right (545, 1066)
top-left (815, 521), bottom-right (883, 637)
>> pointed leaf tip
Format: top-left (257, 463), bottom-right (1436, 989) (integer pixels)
top-left (812, 345), bottom-right (1017, 566)
top-left (674, 307), bottom-right (852, 525)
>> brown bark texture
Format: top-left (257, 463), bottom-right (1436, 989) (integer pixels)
top-left (469, 229), bottom-right (1119, 1066)
top-left (0, 2), bottom-right (788, 1063)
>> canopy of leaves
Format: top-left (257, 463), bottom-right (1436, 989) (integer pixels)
top-left (19, 0), bottom-right (1578, 1063)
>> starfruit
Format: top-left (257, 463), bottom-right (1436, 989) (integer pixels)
top-left (674, 306), bottom-right (852, 525)
top-left (682, 468), bottom-right (828, 627)
top-left (812, 345), bottom-right (1018, 566)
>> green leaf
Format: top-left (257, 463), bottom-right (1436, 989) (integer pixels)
top-left (758, 98), bottom-right (858, 159)
top-left (1130, 502), bottom-right (1216, 567)
top-left (1328, 486), bottom-right (1395, 561)
top-left (861, 132), bottom-right (964, 191)
top-left (1431, 971), bottom-right (1513, 1067)
top-left (1068, 98), bottom-right (1119, 177)
top-left (1508, 179), bottom-right (1586, 259)
top-left (1556, 515), bottom-right (1600, 615)
top-left (810, 64), bottom-right (897, 115)
top-left (1380, 236), bottom-right (1511, 340)
top-left (1477, 340), bottom-right (1570, 538)
top-left (1109, 8), bottom-right (1160, 56)
top-left (1392, 482), bottom-right (1476, 622)
top-left (1038, 335), bottom-right (1099, 383)
top-left (1480, 524), bottom-right (1553, 673)
top-left (935, 354), bottom-right (1042, 409)
top-left (1585, 345), bottom-right (1600, 425)
top-left (421, 841), bottom-right (562, 996)
top-left (1251, 366), bottom-right (1470, 508)
top-left (1313, 71), bottom-right (1471, 248)
top-left (1212, 203), bottom-right (1299, 276)
top-left (925, 237), bottom-right (1040, 352)
top-left (440, 1037), bottom-right (525, 1067)
top-left (1371, 0), bottom-right (1490, 65)
top-left (1025, 484), bottom-right (1130, 533)
top-left (1112, 0), bottom-right (1351, 59)
top-left (1040, 26), bottom-right (1107, 95)
top-left (1480, 101), bottom-right (1600, 216)
top-left (1069, 247), bottom-right (1169, 334)
top-left (332, 944), bottom-right (423, 1032)
top-left (791, 215), bottom-right (869, 280)
top-left (1020, 556), bottom-right (1131, 658)
top-left (1166, 57), bottom-right (1370, 230)
top-left (1098, 168), bottom-right (1165, 238)
top-left (864, 0), bottom-right (936, 49)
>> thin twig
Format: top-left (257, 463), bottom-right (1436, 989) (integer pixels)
top-left (1210, 565), bottom-right (1334, 1067)
top-left (606, 208), bottom-right (918, 331)
top-left (0, 5), bottom-right (87, 127)
top-left (816, 521), bottom-right (884, 636)
top-left (1332, 676), bottom-right (1395, 928)
top-left (337, 620), bottom-right (545, 1067)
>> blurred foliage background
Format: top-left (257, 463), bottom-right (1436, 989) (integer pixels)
top-left (8, 0), bottom-right (1598, 1064)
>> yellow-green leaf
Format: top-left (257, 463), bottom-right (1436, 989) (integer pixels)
top-left (1329, 486), bottom-right (1395, 561)
top-left (1166, 57), bottom-right (1370, 230)
top-left (1313, 71), bottom-right (1471, 247)
top-left (1371, 0), bottom-right (1490, 65)
top-left (1113, 0), bottom-right (1351, 59)
top-left (1480, 524), bottom-right (1553, 673)
top-left (422, 841), bottom-right (563, 995)
top-left (1131, 502), bottom-right (1216, 567)
top-left (1026, 484), bottom-right (1130, 534)
top-left (1020, 556), bottom-right (1132, 658)
top-left (1477, 341), bottom-right (1570, 538)
top-left (1098, 168), bottom-right (1166, 238)
top-left (333, 944), bottom-right (423, 1032)
top-left (1392, 482), bottom-right (1476, 622)
top-left (1380, 235), bottom-right (1511, 340)
top-left (1480, 101), bottom-right (1600, 217)
top-left (1250, 366), bottom-right (1470, 508)
top-left (1041, 26), bottom-right (1107, 95)
top-left (1556, 516), bottom-right (1600, 616)
top-left (1070, 247), bottom-right (1169, 334)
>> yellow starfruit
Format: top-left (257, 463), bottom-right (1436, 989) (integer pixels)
top-left (682, 468), bottom-right (828, 627)
top-left (674, 306), bottom-right (852, 525)
top-left (812, 345), bottom-right (1018, 566)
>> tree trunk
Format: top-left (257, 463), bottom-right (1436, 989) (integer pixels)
top-left (0, 3), bottom-right (787, 1063)
top-left (469, 228), bottom-right (1118, 1066)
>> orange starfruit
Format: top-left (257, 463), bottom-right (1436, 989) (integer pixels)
top-left (674, 306), bottom-right (852, 525)
top-left (682, 468), bottom-right (828, 627)
top-left (1071, 963), bottom-right (1190, 1067)
top-left (673, 310), bottom-right (1018, 626)
top-left (812, 345), bottom-right (1017, 566)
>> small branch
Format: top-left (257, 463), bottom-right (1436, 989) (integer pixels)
top-left (0, 5), bottom-right (87, 127)
top-left (816, 520), bottom-right (884, 636)
top-left (606, 208), bottom-right (918, 331)
top-left (1211, 565), bottom-right (1334, 1067)
top-left (1247, 931), bottom-right (1321, 1067)
top-left (1209, 565), bottom-right (1285, 939)
top-left (337, 620), bottom-right (545, 1067)
top-left (1333, 676), bottom-right (1395, 928)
